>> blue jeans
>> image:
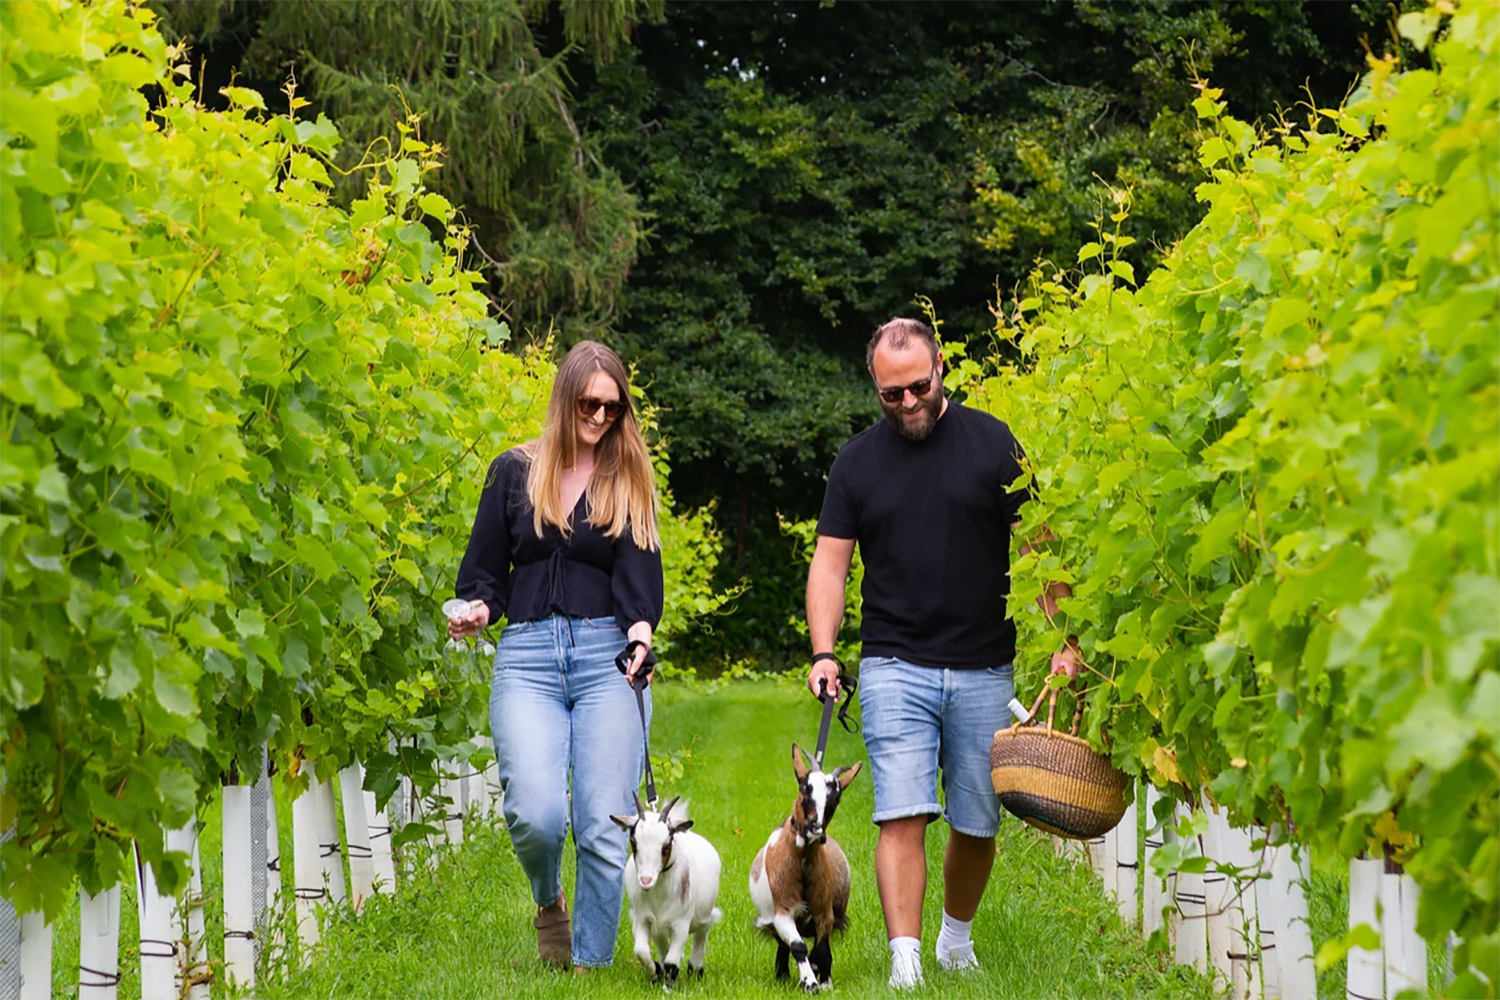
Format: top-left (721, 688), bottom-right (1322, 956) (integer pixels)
top-left (491, 614), bottom-right (647, 967)
top-left (857, 656), bottom-right (1014, 838)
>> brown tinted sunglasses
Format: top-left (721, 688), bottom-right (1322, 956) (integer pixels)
top-left (577, 396), bottom-right (625, 420)
top-left (876, 374), bottom-right (935, 404)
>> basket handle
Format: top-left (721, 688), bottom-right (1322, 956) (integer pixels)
top-left (1020, 674), bottom-right (1084, 738)
top-left (1026, 687), bottom-right (1049, 724)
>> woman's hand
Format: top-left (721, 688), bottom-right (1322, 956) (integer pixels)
top-left (625, 621), bottom-right (653, 685)
top-left (448, 600), bottom-right (490, 640)
top-left (625, 643), bottom-right (651, 683)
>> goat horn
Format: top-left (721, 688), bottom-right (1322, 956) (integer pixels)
top-left (633, 789), bottom-right (644, 817)
top-left (662, 795), bottom-right (681, 820)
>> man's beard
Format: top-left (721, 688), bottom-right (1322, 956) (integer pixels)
top-left (882, 385), bottom-right (945, 441)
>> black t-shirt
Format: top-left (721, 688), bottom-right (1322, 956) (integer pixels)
top-left (816, 401), bottom-right (1034, 669)
top-left (455, 448), bottom-right (664, 630)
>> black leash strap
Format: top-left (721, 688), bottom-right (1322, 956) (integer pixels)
top-left (615, 640), bottom-right (658, 808)
top-left (812, 662), bottom-right (859, 769)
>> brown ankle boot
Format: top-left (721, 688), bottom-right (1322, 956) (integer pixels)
top-left (534, 894), bottom-right (571, 968)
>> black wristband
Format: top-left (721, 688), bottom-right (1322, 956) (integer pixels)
top-left (811, 652), bottom-right (840, 666)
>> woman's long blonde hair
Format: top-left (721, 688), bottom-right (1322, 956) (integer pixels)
top-left (522, 341), bottom-right (660, 550)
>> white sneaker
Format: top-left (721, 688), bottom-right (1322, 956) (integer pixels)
top-left (888, 950), bottom-right (925, 990)
top-left (936, 940), bottom-right (981, 972)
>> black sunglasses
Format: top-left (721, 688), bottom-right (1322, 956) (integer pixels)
top-left (577, 396), bottom-right (625, 420)
top-left (876, 374), bottom-right (936, 404)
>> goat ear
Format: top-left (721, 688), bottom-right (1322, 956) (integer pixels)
top-left (609, 813), bottom-right (636, 830)
top-left (670, 819), bottom-right (694, 834)
top-left (792, 742), bottom-right (810, 782)
top-left (835, 761), bottom-right (863, 789)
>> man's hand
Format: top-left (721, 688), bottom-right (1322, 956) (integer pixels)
top-left (807, 659), bottom-right (843, 700)
top-left (1050, 639), bottom-right (1083, 679)
top-left (447, 600), bottom-right (490, 640)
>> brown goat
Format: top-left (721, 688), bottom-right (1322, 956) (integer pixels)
top-left (748, 743), bottom-right (862, 991)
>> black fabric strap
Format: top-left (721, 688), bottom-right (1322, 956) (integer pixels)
top-left (834, 675), bottom-right (858, 733)
top-left (815, 682), bottom-right (836, 767)
top-left (615, 640), bottom-right (657, 808)
top-left (812, 661), bottom-right (859, 768)
top-left (634, 680), bottom-right (656, 807)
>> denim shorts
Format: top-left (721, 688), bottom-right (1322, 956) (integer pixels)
top-left (858, 656), bottom-right (1015, 838)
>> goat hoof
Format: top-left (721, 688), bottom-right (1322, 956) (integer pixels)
top-left (689, 965), bottom-right (704, 979)
top-left (652, 961), bottom-right (664, 982)
top-left (801, 980), bottom-right (822, 994)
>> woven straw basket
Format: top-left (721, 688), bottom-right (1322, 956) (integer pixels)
top-left (990, 684), bottom-right (1129, 840)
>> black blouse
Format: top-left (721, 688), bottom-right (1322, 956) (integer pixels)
top-left (455, 448), bottom-right (665, 632)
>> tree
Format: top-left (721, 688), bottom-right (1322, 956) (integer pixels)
top-left (155, 0), bottom-right (1398, 667)
top-left (154, 0), bottom-right (661, 329)
top-left (571, 1), bottom-right (1384, 664)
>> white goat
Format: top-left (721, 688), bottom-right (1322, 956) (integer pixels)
top-left (611, 794), bottom-right (723, 987)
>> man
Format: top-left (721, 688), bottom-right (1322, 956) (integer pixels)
top-left (805, 317), bottom-right (1080, 988)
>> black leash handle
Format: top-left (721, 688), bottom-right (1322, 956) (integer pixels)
top-left (812, 659), bottom-right (858, 769)
top-left (615, 640), bottom-right (658, 808)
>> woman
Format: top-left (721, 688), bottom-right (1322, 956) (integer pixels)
top-left (449, 340), bottom-right (662, 971)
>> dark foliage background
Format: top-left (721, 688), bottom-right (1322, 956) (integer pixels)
top-left (157, 0), bottom-right (1393, 668)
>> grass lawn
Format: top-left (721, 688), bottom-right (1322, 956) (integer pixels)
top-left (254, 679), bottom-right (1215, 999)
top-left (43, 678), bottom-right (1381, 999)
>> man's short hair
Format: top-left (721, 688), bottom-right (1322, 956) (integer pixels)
top-left (866, 317), bottom-right (940, 372)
